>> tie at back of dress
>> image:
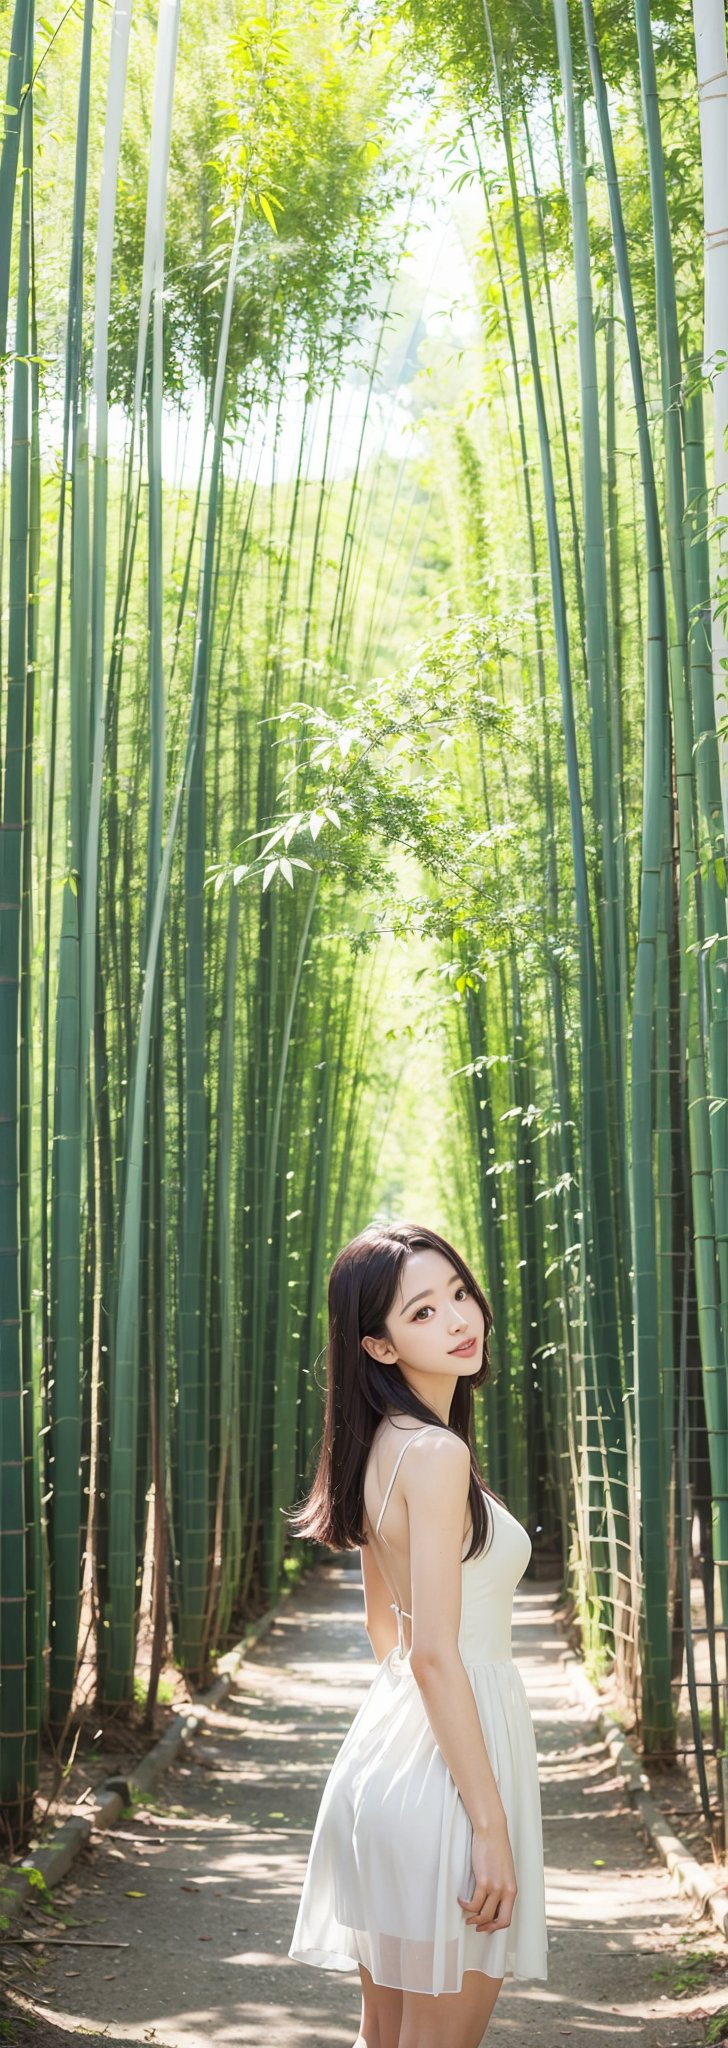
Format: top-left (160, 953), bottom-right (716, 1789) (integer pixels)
top-left (374, 1427), bottom-right (433, 1657)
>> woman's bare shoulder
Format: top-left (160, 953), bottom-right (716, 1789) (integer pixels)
top-left (406, 1423), bottom-right (468, 1454)
top-left (375, 1418), bottom-right (470, 1466)
top-left (403, 1425), bottom-right (471, 1491)
top-left (363, 1419), bottom-right (469, 1520)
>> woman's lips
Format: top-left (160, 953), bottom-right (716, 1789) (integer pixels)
top-left (449, 1336), bottom-right (477, 1355)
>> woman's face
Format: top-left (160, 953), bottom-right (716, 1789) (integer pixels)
top-left (361, 1245), bottom-right (485, 1385)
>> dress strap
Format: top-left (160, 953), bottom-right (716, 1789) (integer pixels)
top-left (374, 1426), bottom-right (432, 1542)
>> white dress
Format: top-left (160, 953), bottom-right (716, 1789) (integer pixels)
top-left (288, 1426), bottom-right (549, 1997)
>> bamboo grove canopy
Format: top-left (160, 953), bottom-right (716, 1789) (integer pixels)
top-left (2, 0), bottom-right (728, 1858)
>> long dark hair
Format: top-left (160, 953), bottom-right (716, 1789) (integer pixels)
top-left (285, 1220), bottom-right (499, 1561)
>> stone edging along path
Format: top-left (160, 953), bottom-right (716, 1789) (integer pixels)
top-left (4, 1565), bottom-right (727, 1953)
top-left (561, 1645), bottom-right (728, 1942)
top-left (0, 1590), bottom-right (286, 1929)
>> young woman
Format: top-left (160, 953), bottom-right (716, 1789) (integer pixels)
top-left (287, 1221), bottom-right (548, 2048)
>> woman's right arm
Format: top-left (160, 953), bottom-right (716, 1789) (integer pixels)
top-left (405, 1433), bottom-right (517, 1933)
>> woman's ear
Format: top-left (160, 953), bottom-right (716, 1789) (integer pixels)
top-left (361, 1332), bottom-right (399, 1365)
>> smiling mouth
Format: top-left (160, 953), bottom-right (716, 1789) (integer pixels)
top-left (449, 1336), bottom-right (477, 1355)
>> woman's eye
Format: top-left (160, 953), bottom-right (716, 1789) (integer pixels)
top-left (413, 1289), bottom-right (469, 1322)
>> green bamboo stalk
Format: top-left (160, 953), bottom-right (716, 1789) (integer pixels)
top-left (44, 0), bottom-right (95, 1737)
top-left (479, 139), bottom-right (584, 1561)
top-left (581, 0), bottom-right (675, 1747)
top-left (0, 0), bottom-right (31, 362)
top-left (0, 0), bottom-right (35, 1838)
top-left (253, 876), bottom-right (320, 1600)
top-left (205, 882), bottom-right (241, 1652)
top-left (520, 91), bottom-right (587, 666)
top-left (481, 0), bottom-right (627, 1638)
top-left (141, 30), bottom-right (173, 1706)
top-left (175, 203), bottom-right (243, 1675)
top-left (604, 280), bottom-right (634, 1367)
top-left (83, 0), bottom-right (133, 1104)
top-left (462, 988), bottom-right (518, 1503)
top-left (22, 179), bottom-right (43, 1784)
top-left (48, 877), bottom-right (83, 1733)
top-left (79, 0), bottom-right (134, 1686)
top-left (633, 0), bottom-right (728, 1640)
top-left (683, 371), bottom-right (728, 1352)
top-left (553, 0), bottom-right (633, 1632)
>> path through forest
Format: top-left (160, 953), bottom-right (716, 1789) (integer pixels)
top-left (3, 1566), bottom-right (728, 2047)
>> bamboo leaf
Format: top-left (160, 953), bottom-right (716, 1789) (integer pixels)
top-left (258, 192), bottom-right (280, 233)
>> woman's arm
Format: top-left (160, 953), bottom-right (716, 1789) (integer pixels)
top-left (404, 1432), bottom-right (508, 1836)
top-left (359, 1540), bottom-right (400, 1663)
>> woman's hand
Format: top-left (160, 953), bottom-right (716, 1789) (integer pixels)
top-left (457, 1820), bottom-right (518, 1934)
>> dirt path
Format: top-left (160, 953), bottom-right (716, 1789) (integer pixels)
top-left (3, 1563), bottom-right (728, 2047)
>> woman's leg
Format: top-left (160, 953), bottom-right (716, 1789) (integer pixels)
top-left (398, 1969), bottom-right (504, 2048)
top-left (355, 1962), bottom-right (403, 2048)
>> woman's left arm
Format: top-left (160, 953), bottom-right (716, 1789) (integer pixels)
top-left (359, 1541), bottom-right (399, 1663)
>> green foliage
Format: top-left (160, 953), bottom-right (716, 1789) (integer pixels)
top-left (105, 0), bottom-right (403, 412)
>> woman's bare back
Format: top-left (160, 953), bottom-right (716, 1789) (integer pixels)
top-left (362, 1416), bottom-right (474, 1633)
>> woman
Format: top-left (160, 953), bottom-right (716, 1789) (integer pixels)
top-left (287, 1220), bottom-right (548, 2048)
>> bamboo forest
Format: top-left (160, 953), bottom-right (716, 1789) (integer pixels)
top-left (3, 0), bottom-right (728, 1909)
